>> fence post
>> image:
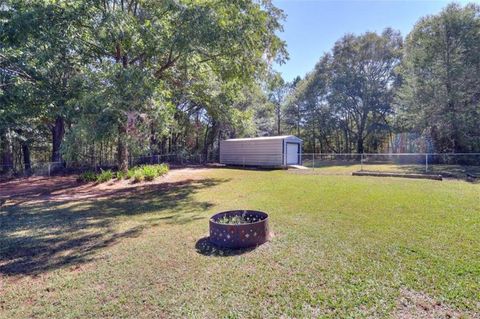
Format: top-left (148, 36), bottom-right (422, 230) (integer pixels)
top-left (425, 153), bottom-right (428, 173)
top-left (312, 153), bottom-right (315, 171)
top-left (361, 153), bottom-right (364, 171)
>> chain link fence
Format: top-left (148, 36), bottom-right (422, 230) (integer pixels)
top-left (2, 152), bottom-right (480, 181)
top-left (301, 153), bottom-right (480, 180)
top-left (0, 153), bottom-right (215, 178)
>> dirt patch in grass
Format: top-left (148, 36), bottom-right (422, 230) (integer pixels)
top-left (394, 289), bottom-right (475, 319)
top-left (0, 167), bottom-right (211, 204)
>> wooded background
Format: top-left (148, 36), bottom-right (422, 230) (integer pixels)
top-left (1, 1), bottom-right (479, 173)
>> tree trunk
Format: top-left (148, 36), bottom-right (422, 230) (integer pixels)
top-left (276, 106), bottom-right (281, 135)
top-left (160, 136), bottom-right (167, 154)
top-left (51, 116), bottom-right (65, 162)
top-left (296, 104), bottom-right (301, 137)
top-left (356, 137), bottom-right (364, 154)
top-left (149, 124), bottom-right (157, 154)
top-left (203, 124), bottom-right (211, 162)
top-left (195, 112), bottom-right (200, 152)
top-left (117, 124), bottom-right (129, 172)
top-left (22, 142), bottom-right (31, 173)
top-left (1, 130), bottom-right (14, 173)
top-left (356, 113), bottom-right (367, 154)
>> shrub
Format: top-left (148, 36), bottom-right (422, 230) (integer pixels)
top-left (132, 170), bottom-right (145, 183)
top-left (96, 169), bottom-right (114, 183)
top-left (133, 164), bottom-right (169, 182)
top-left (77, 171), bottom-right (97, 183)
top-left (126, 168), bottom-right (136, 180)
top-left (155, 163), bottom-right (169, 176)
top-left (116, 170), bottom-right (127, 180)
top-left (142, 165), bottom-right (157, 181)
top-left (77, 164), bottom-right (168, 184)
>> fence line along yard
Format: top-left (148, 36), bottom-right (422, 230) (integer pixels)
top-left (301, 153), bottom-right (480, 179)
top-left (1, 152), bottom-right (480, 180)
top-left (0, 153), bottom-right (214, 177)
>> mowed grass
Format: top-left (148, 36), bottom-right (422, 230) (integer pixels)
top-left (1, 168), bottom-right (479, 318)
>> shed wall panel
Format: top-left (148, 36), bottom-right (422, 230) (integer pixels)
top-left (220, 139), bottom-right (284, 166)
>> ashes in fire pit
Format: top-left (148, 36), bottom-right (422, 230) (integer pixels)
top-left (209, 210), bottom-right (270, 249)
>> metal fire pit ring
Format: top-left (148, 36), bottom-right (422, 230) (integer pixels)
top-left (209, 210), bottom-right (270, 249)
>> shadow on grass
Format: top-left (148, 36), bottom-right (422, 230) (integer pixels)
top-left (195, 237), bottom-right (256, 257)
top-left (0, 178), bottom-right (228, 276)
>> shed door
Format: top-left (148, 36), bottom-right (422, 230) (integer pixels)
top-left (286, 143), bottom-right (299, 165)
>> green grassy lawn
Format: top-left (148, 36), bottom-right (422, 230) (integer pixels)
top-left (1, 168), bottom-right (479, 318)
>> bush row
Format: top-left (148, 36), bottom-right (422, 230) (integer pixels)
top-left (77, 164), bottom-right (169, 183)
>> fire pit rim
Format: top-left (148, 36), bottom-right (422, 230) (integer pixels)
top-left (209, 209), bottom-right (270, 249)
top-left (209, 210), bottom-right (269, 225)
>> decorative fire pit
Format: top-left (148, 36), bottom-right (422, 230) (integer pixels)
top-left (209, 210), bottom-right (270, 249)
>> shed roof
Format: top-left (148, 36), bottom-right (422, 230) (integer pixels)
top-left (223, 135), bottom-right (302, 142)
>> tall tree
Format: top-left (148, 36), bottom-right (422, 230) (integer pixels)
top-left (283, 76), bottom-right (301, 136)
top-left (79, 0), bottom-right (287, 171)
top-left (266, 72), bottom-right (288, 135)
top-left (2, 0), bottom-right (287, 171)
top-left (396, 3), bottom-right (480, 153)
top-left (285, 29), bottom-right (402, 153)
top-left (1, 0), bottom-right (86, 163)
top-left (328, 29), bottom-right (402, 153)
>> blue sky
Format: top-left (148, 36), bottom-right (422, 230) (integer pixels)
top-left (272, 0), bottom-right (475, 82)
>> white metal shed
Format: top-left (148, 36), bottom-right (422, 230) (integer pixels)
top-left (219, 135), bottom-right (302, 167)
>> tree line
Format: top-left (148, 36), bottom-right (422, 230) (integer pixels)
top-left (0, 0), bottom-right (287, 172)
top-left (1, 1), bottom-right (480, 174)
top-left (284, 3), bottom-right (480, 154)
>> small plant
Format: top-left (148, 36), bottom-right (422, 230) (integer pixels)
top-left (115, 164), bottom-right (170, 183)
top-left (216, 214), bottom-right (252, 225)
top-left (132, 170), bottom-right (145, 183)
top-left (126, 168), bottom-right (136, 180)
top-left (77, 171), bottom-right (97, 183)
top-left (142, 165), bottom-right (157, 181)
top-left (155, 163), bottom-right (169, 176)
top-left (96, 169), bottom-right (114, 183)
top-left (116, 170), bottom-right (127, 180)
top-left (132, 164), bottom-right (169, 182)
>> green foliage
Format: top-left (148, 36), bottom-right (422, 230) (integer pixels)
top-left (126, 164), bottom-right (169, 183)
top-left (153, 163), bottom-right (169, 177)
top-left (96, 169), bottom-right (114, 183)
top-left (396, 3), bottom-right (480, 153)
top-left (4, 0), bottom-right (479, 173)
top-left (216, 214), bottom-right (251, 225)
top-left (286, 29), bottom-right (402, 153)
top-left (142, 166), bottom-right (157, 181)
top-left (126, 168), bottom-right (136, 180)
top-left (116, 170), bottom-right (127, 180)
top-left (132, 170), bottom-right (145, 183)
top-left (77, 171), bottom-right (97, 183)
top-left (266, 72), bottom-right (289, 135)
top-left (1, 0), bottom-right (287, 171)
top-left (76, 164), bottom-right (167, 184)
